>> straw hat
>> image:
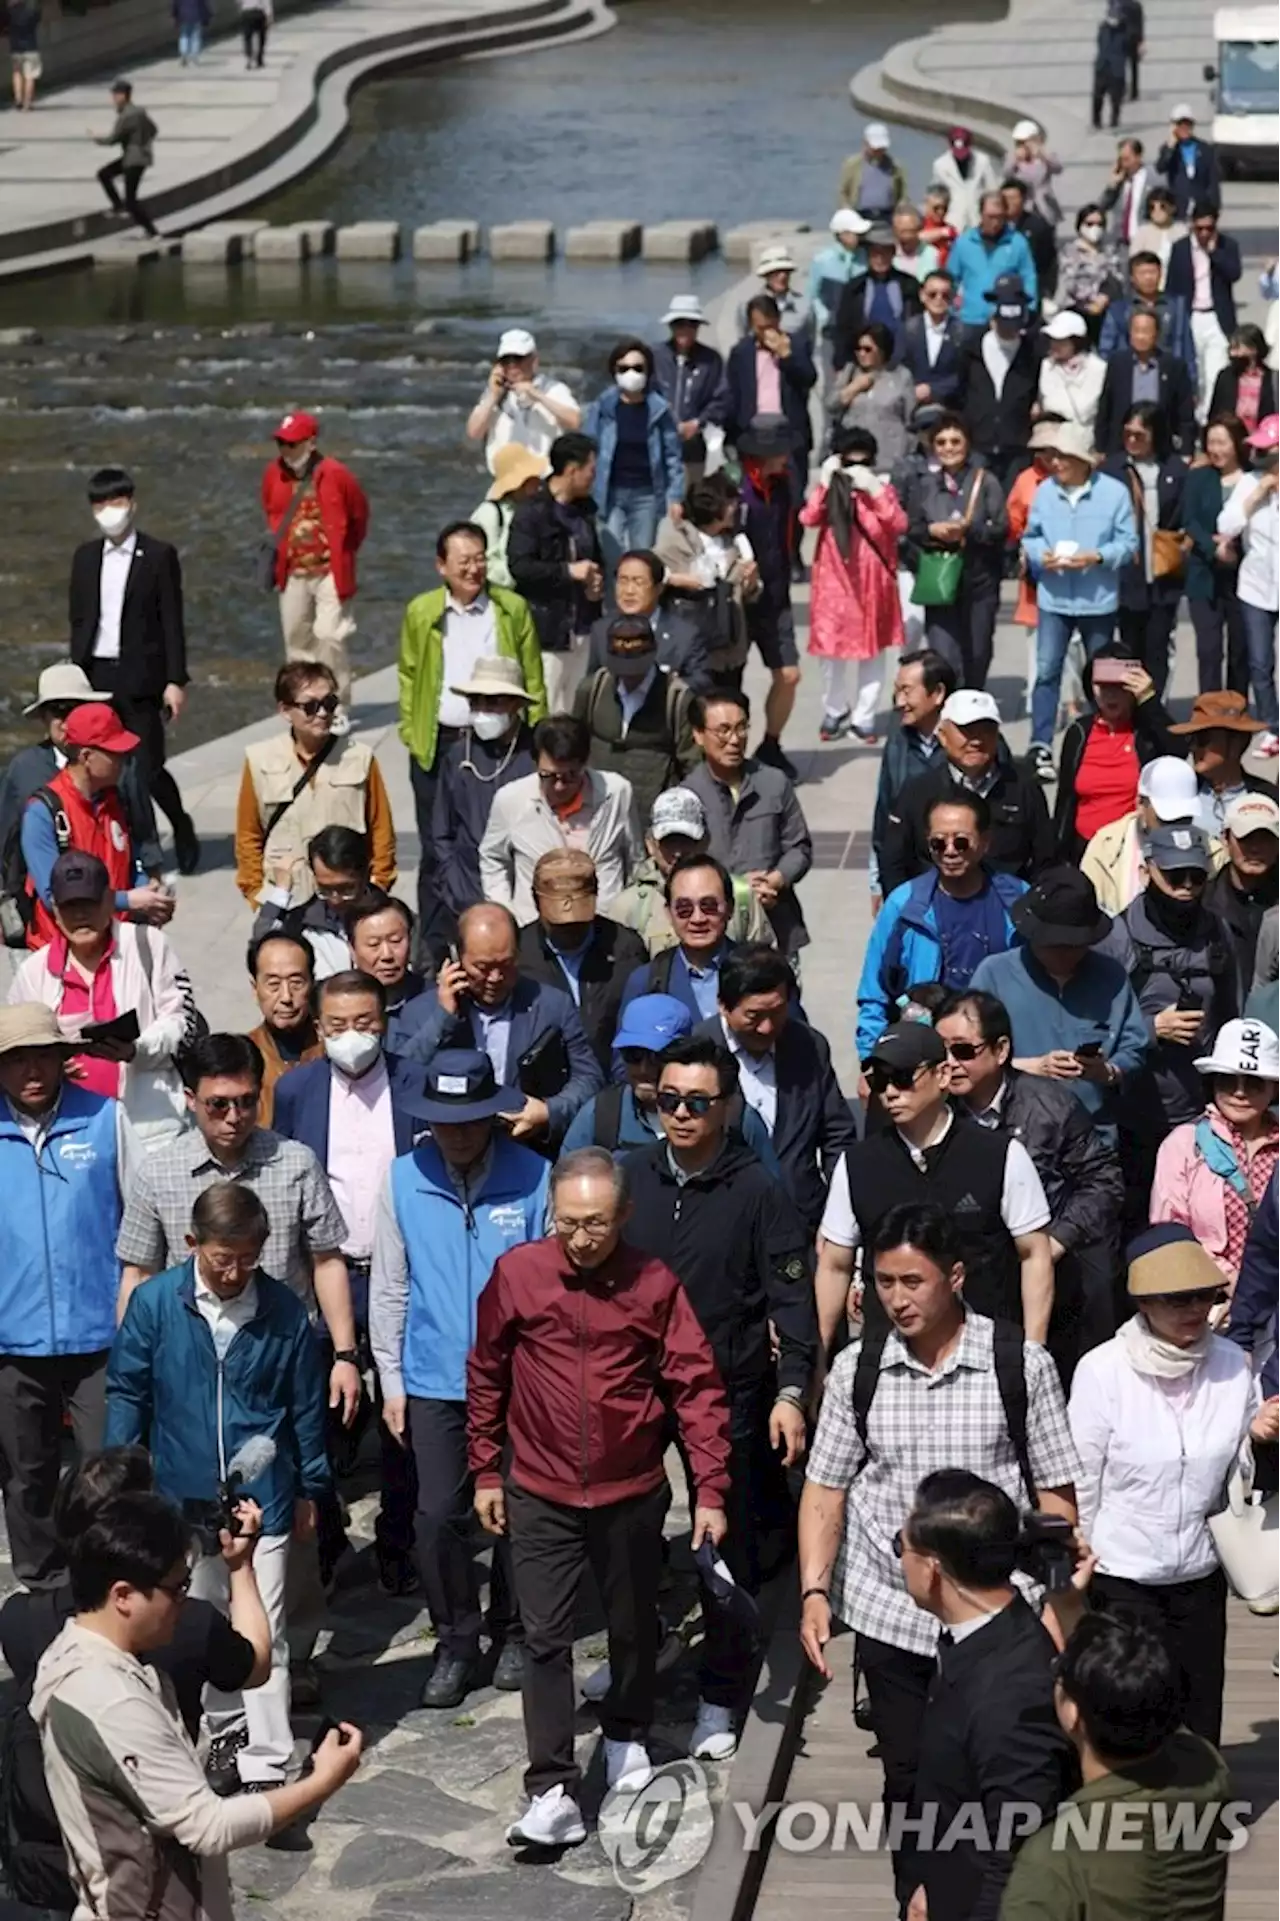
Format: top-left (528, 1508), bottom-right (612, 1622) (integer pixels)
top-left (487, 443), bottom-right (547, 501)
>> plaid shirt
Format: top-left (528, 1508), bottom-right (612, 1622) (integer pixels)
top-left (115, 1127), bottom-right (347, 1306)
top-left (806, 1311), bottom-right (1079, 1655)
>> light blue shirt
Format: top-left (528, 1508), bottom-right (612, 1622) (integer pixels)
top-left (617, 667), bottom-right (658, 737)
top-left (1022, 470), bottom-right (1138, 616)
top-left (546, 928), bottom-right (593, 1006)
top-left (469, 1001), bottom-right (512, 1086)
top-left (686, 955), bottom-right (723, 1021)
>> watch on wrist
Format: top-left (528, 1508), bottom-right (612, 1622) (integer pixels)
top-left (775, 1386), bottom-right (806, 1407)
top-left (333, 1348), bottom-right (361, 1366)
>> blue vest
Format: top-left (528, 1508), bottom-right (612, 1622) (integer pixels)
top-left (392, 1137), bottom-right (550, 1401)
top-left (0, 1085), bottom-right (121, 1356)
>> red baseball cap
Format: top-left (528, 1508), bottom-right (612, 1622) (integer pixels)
top-left (1245, 414), bottom-right (1279, 452)
top-left (274, 410), bottom-right (319, 445)
top-left (62, 703), bottom-right (140, 755)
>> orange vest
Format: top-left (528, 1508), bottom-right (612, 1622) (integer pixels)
top-left (25, 767), bottom-right (134, 949)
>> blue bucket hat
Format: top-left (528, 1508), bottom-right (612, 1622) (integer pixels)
top-left (400, 1048), bottom-right (524, 1125)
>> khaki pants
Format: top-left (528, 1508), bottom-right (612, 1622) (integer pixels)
top-left (279, 570), bottom-right (355, 706)
top-left (541, 634), bottom-right (589, 714)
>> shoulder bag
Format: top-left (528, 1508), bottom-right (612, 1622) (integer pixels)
top-left (257, 461), bottom-right (322, 592)
top-left (1124, 466), bottom-right (1191, 580)
top-left (1208, 1456), bottom-right (1278, 1610)
top-left (911, 469), bottom-right (985, 607)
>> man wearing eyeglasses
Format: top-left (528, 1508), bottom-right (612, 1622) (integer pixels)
top-left (250, 823), bottom-right (373, 982)
top-left (817, 1021), bottom-right (1054, 1347)
top-left (622, 1035), bottom-right (817, 1764)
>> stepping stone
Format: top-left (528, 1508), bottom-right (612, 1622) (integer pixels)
top-left (372, 1873), bottom-right (632, 1921)
top-left (565, 220), bottom-right (642, 262)
top-left (293, 219), bottom-right (335, 255)
top-left (91, 237), bottom-right (178, 269)
top-left (413, 219), bottom-right (480, 261)
top-left (335, 221), bottom-right (401, 261)
top-left (253, 226), bottom-right (308, 261)
top-left (321, 1769), bottom-right (479, 1840)
top-left (489, 220), bottom-right (555, 261)
top-left (642, 219), bottom-right (718, 262)
top-left (723, 220), bottom-right (811, 264)
top-left (0, 326), bottom-right (40, 344)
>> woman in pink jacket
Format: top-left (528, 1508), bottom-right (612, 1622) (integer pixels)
top-left (1150, 1016), bottom-right (1279, 1291)
top-left (801, 425), bottom-right (906, 746)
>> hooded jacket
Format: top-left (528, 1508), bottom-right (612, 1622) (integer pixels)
top-left (856, 867), bottom-right (1027, 1058)
top-left (31, 1621), bottom-right (272, 1921)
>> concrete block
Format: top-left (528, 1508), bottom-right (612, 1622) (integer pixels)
top-left (182, 229), bottom-right (245, 264)
top-left (413, 223), bottom-right (471, 263)
top-left (564, 220), bottom-right (641, 262)
top-left (489, 220), bottom-right (555, 262)
top-left (293, 220), bottom-right (335, 256)
top-left (91, 237), bottom-right (178, 270)
top-left (642, 220), bottom-right (718, 262)
top-left (723, 221), bottom-right (811, 266)
top-left (335, 221), bottom-right (401, 261)
top-left (0, 326), bottom-right (42, 343)
top-left (253, 225), bottom-right (308, 262)
top-left (432, 218), bottom-right (480, 256)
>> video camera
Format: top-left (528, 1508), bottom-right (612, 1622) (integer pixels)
top-left (182, 1436), bottom-right (276, 1556)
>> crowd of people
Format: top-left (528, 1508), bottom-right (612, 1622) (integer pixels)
top-left (0, 71), bottom-right (1277, 1921)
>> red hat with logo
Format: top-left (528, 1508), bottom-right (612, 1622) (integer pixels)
top-left (62, 703), bottom-right (140, 755)
top-left (274, 410), bottom-right (319, 445)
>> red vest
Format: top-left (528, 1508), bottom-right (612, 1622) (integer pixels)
top-left (25, 768), bottom-right (133, 949)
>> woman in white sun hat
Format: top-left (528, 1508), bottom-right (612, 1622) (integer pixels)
top-left (1037, 311), bottom-right (1107, 432)
top-left (1150, 1015), bottom-right (1279, 1294)
top-left (1002, 118), bottom-right (1063, 227)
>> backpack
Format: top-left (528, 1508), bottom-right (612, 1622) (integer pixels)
top-left (0, 787), bottom-right (71, 949)
top-left (591, 1082), bottom-right (627, 1152)
top-left (581, 668), bottom-right (688, 754)
top-left (0, 1697), bottom-right (75, 1912)
top-left (851, 1315), bottom-right (1038, 1506)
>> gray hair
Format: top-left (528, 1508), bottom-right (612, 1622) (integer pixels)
top-left (191, 1180), bottom-right (270, 1247)
top-left (550, 1147), bottom-right (630, 1209)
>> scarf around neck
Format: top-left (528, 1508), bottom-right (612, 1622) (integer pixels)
top-left (1119, 1311), bottom-right (1214, 1380)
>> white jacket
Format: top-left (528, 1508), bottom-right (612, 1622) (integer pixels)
top-left (1069, 1326), bottom-right (1256, 1584)
top-left (929, 149), bottom-right (1000, 234)
top-left (478, 768), bottom-right (640, 924)
top-left (1037, 354), bottom-right (1107, 431)
top-left (1218, 478), bottom-right (1279, 614)
top-left (9, 921), bottom-right (196, 1149)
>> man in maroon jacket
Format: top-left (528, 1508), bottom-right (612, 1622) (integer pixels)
top-left (468, 1145), bottom-right (730, 1849)
top-left (261, 410), bottom-right (370, 721)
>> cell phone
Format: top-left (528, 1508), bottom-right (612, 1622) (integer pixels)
top-left (1176, 990), bottom-right (1203, 1013)
top-left (309, 1717), bottom-right (349, 1755)
top-left (1074, 1041), bottom-right (1103, 1059)
top-left (1091, 657), bottom-right (1131, 686)
top-left (80, 1010), bottom-right (141, 1045)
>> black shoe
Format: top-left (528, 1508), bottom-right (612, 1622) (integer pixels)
top-left (755, 735), bottom-right (799, 782)
top-left (173, 817), bottom-right (201, 875)
top-left (377, 1550), bottom-right (420, 1597)
top-left (492, 1641), bottom-right (525, 1692)
top-left (206, 1726), bottom-right (248, 1796)
top-left (420, 1652), bottom-right (478, 1709)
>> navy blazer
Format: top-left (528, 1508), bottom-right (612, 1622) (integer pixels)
top-left (1094, 348), bottom-right (1197, 456)
top-left (271, 1050), bottom-right (423, 1166)
top-left (1165, 232), bottom-right (1240, 333)
top-left (725, 331), bottom-right (816, 450)
top-left (393, 976), bottom-right (603, 1142)
top-left (692, 1014), bottom-right (858, 1232)
top-left (1154, 138), bottom-right (1223, 218)
top-left (898, 313), bottom-right (967, 407)
top-left (651, 340), bottom-right (730, 434)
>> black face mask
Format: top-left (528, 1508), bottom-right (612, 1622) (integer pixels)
top-left (1145, 879), bottom-right (1206, 942)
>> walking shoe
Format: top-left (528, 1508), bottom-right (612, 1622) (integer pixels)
top-left (1257, 732), bottom-right (1279, 759)
top-left (505, 1784), bottom-right (587, 1848)
top-left (604, 1738), bottom-right (653, 1792)
top-left (689, 1700), bottom-right (738, 1762)
top-left (819, 709), bottom-right (851, 742)
top-left (492, 1641), bottom-right (525, 1691)
top-left (581, 1624), bottom-right (682, 1702)
top-left (755, 735), bottom-right (799, 782)
top-left (205, 1726), bottom-right (249, 1797)
top-left (420, 1651), bottom-right (478, 1709)
top-left (1028, 741), bottom-right (1055, 783)
top-left (851, 724), bottom-right (880, 746)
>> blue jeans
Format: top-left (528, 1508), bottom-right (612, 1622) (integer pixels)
top-left (178, 24), bottom-right (204, 58)
top-left (601, 489), bottom-right (662, 574)
top-left (1032, 609), bottom-right (1116, 745)
top-left (1239, 600), bottom-right (1279, 729)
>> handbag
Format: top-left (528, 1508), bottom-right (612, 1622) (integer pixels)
top-left (911, 469), bottom-right (984, 607)
top-left (257, 462), bottom-right (320, 592)
top-left (1207, 1457), bottom-right (1278, 1610)
top-left (1124, 467), bottom-right (1191, 581)
top-left (516, 1028), bottom-right (571, 1101)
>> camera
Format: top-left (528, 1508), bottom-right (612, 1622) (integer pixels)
top-left (1017, 1511), bottom-right (1077, 1592)
top-left (181, 1436), bottom-right (275, 1555)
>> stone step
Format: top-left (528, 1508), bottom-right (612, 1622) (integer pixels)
top-left (334, 220), bottom-right (402, 261)
top-left (641, 219), bottom-right (719, 262)
top-left (413, 220), bottom-right (481, 263)
top-left (564, 219), bottom-right (641, 261)
top-left (723, 221), bottom-right (812, 266)
top-left (489, 219), bottom-right (555, 261)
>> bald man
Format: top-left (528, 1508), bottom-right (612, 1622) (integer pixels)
top-left (399, 901), bottom-right (603, 1144)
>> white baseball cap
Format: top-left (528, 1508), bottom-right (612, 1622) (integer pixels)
top-left (830, 207), bottom-right (871, 237)
top-left (1042, 310), bottom-right (1088, 340)
top-left (496, 328), bottom-right (537, 358)
top-left (864, 122), bottom-right (891, 150)
top-left (1012, 118), bottom-right (1041, 141)
top-left (1170, 101), bottom-right (1196, 122)
top-left (940, 690), bottom-right (1001, 729)
top-left (1137, 755), bottom-right (1200, 822)
top-left (1224, 792), bottom-right (1280, 839)
top-left (1194, 1017), bottom-right (1280, 1081)
top-left (650, 788), bottom-right (707, 842)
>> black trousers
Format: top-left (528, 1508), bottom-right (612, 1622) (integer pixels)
top-left (407, 1395), bottom-right (518, 1661)
top-left (1190, 593), bottom-right (1249, 697)
top-left (86, 671), bottom-right (191, 839)
top-left (1117, 604), bottom-right (1179, 700)
top-left (314, 1317), bottom-right (417, 1577)
top-left (926, 577), bottom-right (1001, 690)
top-left (0, 1352), bottom-right (108, 1587)
top-left (241, 6), bottom-right (268, 62)
top-left (857, 1633), bottom-right (936, 1907)
top-left (1127, 45), bottom-right (1141, 100)
top-left (1092, 76), bottom-right (1124, 128)
top-left (408, 732), bottom-right (463, 972)
top-left (97, 160), bottom-right (157, 236)
top-left (1092, 1566), bottom-right (1228, 1746)
top-left (507, 1479), bottom-right (668, 1798)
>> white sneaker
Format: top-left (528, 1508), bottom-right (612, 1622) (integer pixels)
top-left (689, 1699), bottom-right (738, 1761)
top-left (580, 1659), bottom-right (612, 1703)
top-left (604, 1737), bottom-right (653, 1792)
top-left (505, 1784), bottom-right (587, 1848)
top-left (1257, 731), bottom-right (1279, 759)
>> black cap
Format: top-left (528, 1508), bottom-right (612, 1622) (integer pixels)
top-left (984, 272), bottom-right (1029, 326)
top-left (87, 465), bottom-right (135, 503)
top-left (110, 76), bottom-right (132, 96)
top-left (869, 1022), bottom-right (948, 1072)
top-left (1011, 865), bottom-right (1112, 947)
top-left (50, 851), bottom-right (111, 906)
top-left (605, 616), bottom-right (658, 675)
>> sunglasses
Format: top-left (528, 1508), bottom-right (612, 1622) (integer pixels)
top-left (616, 360), bottom-right (647, 374)
top-left (199, 1093), bottom-right (258, 1117)
top-left (655, 1089), bottom-right (725, 1118)
top-left (1215, 1073), bottom-right (1265, 1094)
top-left (292, 694), bottom-right (339, 718)
top-left (671, 896), bottom-right (727, 921)
top-left (1145, 1288), bottom-right (1224, 1308)
top-left (944, 1039), bottom-right (987, 1061)
top-left (866, 1063), bottom-right (924, 1095)
top-left (1160, 868), bottom-right (1206, 888)
top-left (928, 834), bottom-right (973, 855)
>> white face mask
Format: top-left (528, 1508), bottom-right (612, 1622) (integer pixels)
top-left (1080, 223), bottom-right (1105, 244)
top-left (615, 368), bottom-right (647, 395)
top-left (470, 711), bottom-right (511, 743)
top-left (281, 448), bottom-right (312, 475)
top-left (94, 503), bottom-right (134, 539)
top-left (324, 1030), bottom-right (382, 1078)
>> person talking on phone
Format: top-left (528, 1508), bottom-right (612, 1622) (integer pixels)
top-left (1052, 640), bottom-right (1180, 862)
top-left (370, 1049), bottom-right (550, 1710)
top-left (465, 328), bottom-right (581, 476)
top-left (400, 901), bottom-right (601, 1147)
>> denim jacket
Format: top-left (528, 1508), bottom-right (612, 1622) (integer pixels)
top-left (1022, 470), bottom-right (1138, 616)
top-left (584, 387), bottom-right (684, 511)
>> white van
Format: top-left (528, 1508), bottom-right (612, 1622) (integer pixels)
top-left (1203, 6), bottom-right (1279, 176)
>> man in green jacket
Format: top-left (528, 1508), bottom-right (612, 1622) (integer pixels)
top-left (1000, 1611), bottom-right (1237, 1921)
top-left (398, 520), bottom-right (546, 958)
top-left (93, 78), bottom-right (158, 238)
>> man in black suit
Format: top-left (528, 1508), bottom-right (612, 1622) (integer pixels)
top-left (901, 1470), bottom-right (1077, 1921)
top-left (1155, 107), bottom-right (1222, 217)
top-left (68, 466), bottom-right (198, 872)
top-left (831, 225), bottom-right (922, 370)
top-left (726, 295), bottom-right (816, 499)
top-left (695, 944), bottom-right (856, 1234)
top-left (1094, 306), bottom-right (1197, 455)
top-left (1001, 178), bottom-right (1058, 303)
top-left (898, 271), bottom-right (968, 409)
top-left (515, 847), bottom-right (648, 1073)
top-left (958, 276), bottom-right (1041, 489)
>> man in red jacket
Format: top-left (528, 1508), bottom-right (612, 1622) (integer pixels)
top-left (468, 1144), bottom-right (730, 1850)
top-left (261, 411), bottom-right (370, 722)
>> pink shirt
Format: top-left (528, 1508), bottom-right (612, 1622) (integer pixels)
top-left (755, 346), bottom-right (782, 416)
top-left (326, 1056), bottom-right (397, 1259)
top-left (48, 931), bottom-right (120, 1101)
top-left (1190, 239), bottom-right (1213, 312)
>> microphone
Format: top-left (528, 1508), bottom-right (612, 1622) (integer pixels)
top-left (225, 1435), bottom-right (277, 1488)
